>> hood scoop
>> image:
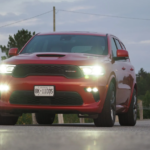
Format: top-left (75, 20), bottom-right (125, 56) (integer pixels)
top-left (36, 54), bottom-right (65, 57)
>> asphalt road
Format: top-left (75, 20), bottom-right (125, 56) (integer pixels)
top-left (0, 120), bottom-right (150, 150)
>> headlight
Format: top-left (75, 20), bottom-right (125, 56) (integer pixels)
top-left (79, 66), bottom-right (104, 76)
top-left (0, 84), bottom-right (10, 92)
top-left (0, 64), bottom-right (16, 74)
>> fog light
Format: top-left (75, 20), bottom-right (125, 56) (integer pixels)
top-left (0, 84), bottom-right (10, 92)
top-left (87, 87), bottom-right (92, 92)
top-left (93, 87), bottom-right (98, 92)
top-left (86, 87), bottom-right (99, 93)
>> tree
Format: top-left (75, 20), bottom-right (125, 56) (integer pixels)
top-left (136, 68), bottom-right (150, 97)
top-left (1, 56), bottom-right (7, 60)
top-left (0, 29), bottom-right (35, 56)
top-left (137, 68), bottom-right (148, 79)
top-left (136, 68), bottom-right (150, 119)
top-left (143, 91), bottom-right (150, 118)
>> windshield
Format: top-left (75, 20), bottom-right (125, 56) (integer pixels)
top-left (21, 35), bottom-right (108, 55)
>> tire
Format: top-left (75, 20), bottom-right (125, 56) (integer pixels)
top-left (0, 115), bottom-right (19, 125)
top-left (118, 89), bottom-right (137, 126)
top-left (94, 81), bottom-right (116, 127)
top-left (35, 113), bottom-right (55, 125)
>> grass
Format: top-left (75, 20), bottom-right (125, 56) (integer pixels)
top-left (17, 113), bottom-right (93, 124)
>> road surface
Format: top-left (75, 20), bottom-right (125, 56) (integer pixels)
top-left (0, 120), bottom-right (150, 150)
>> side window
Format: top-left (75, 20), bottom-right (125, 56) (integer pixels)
top-left (121, 43), bottom-right (126, 50)
top-left (111, 38), bottom-right (117, 57)
top-left (115, 39), bottom-right (122, 49)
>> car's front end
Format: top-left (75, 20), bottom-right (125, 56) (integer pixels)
top-left (0, 32), bottom-right (113, 124)
top-left (0, 53), bottom-right (110, 115)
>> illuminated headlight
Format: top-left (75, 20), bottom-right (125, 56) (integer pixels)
top-left (0, 64), bottom-right (16, 74)
top-left (79, 66), bottom-right (104, 76)
top-left (0, 84), bottom-right (10, 92)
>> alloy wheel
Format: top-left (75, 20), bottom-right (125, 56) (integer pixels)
top-left (110, 89), bottom-right (116, 121)
top-left (133, 94), bottom-right (137, 121)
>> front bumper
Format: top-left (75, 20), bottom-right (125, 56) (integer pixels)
top-left (0, 75), bottom-right (108, 114)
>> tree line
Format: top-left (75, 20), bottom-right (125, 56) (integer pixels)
top-left (0, 29), bottom-right (35, 56)
top-left (137, 68), bottom-right (150, 118)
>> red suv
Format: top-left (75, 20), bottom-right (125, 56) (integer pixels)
top-left (0, 32), bottom-right (137, 127)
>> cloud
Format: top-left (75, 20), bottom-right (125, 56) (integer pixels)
top-left (57, 15), bottom-right (104, 25)
top-left (38, 0), bottom-right (81, 2)
top-left (0, 0), bottom-right (81, 6)
top-left (127, 41), bottom-right (139, 45)
top-left (8, 18), bottom-right (41, 27)
top-left (140, 40), bottom-right (150, 44)
top-left (68, 6), bottom-right (94, 11)
top-left (0, 34), bottom-right (10, 45)
top-left (127, 40), bottom-right (150, 45)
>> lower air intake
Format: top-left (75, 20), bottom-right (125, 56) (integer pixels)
top-left (10, 91), bottom-right (83, 106)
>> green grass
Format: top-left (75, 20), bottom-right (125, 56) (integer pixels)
top-left (17, 113), bottom-right (93, 124)
top-left (17, 113), bottom-right (32, 125)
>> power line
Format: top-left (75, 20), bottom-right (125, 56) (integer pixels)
top-left (58, 9), bottom-right (150, 21)
top-left (0, 10), bottom-right (53, 28)
top-left (1, 8), bottom-right (150, 29)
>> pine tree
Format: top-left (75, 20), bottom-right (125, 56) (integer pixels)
top-left (143, 91), bottom-right (150, 118)
top-left (136, 68), bottom-right (150, 118)
top-left (0, 29), bottom-right (35, 56)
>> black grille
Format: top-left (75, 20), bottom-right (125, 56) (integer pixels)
top-left (10, 91), bottom-right (83, 106)
top-left (12, 64), bottom-right (83, 78)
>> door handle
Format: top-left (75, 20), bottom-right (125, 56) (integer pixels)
top-left (130, 68), bottom-right (134, 71)
top-left (122, 67), bottom-right (126, 70)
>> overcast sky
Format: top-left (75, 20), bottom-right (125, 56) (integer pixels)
top-left (0, 0), bottom-right (150, 73)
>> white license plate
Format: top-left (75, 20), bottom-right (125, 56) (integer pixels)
top-left (34, 86), bottom-right (54, 97)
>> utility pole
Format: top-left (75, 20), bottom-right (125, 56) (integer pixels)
top-left (53, 6), bottom-right (55, 32)
top-left (53, 6), bottom-right (64, 124)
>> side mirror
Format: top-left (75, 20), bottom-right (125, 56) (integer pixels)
top-left (8, 48), bottom-right (18, 57)
top-left (117, 49), bottom-right (129, 58)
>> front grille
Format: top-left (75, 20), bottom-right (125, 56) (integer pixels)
top-left (12, 64), bottom-right (83, 78)
top-left (10, 91), bottom-right (83, 106)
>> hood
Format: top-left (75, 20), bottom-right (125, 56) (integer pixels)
top-left (2, 52), bottom-right (110, 66)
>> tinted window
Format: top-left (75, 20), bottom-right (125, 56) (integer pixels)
top-left (21, 35), bottom-right (108, 55)
top-left (111, 38), bottom-right (117, 57)
top-left (115, 39), bottom-right (122, 49)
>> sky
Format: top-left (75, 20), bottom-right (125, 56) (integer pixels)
top-left (0, 0), bottom-right (150, 73)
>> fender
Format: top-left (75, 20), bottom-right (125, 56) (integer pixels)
top-left (98, 72), bottom-right (116, 113)
top-left (126, 82), bottom-right (137, 112)
top-left (107, 72), bottom-right (116, 86)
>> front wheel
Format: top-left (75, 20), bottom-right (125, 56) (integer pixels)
top-left (118, 89), bottom-right (137, 126)
top-left (94, 81), bottom-right (116, 127)
top-left (35, 113), bottom-right (55, 125)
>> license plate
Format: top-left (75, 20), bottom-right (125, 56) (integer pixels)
top-left (34, 86), bottom-right (54, 97)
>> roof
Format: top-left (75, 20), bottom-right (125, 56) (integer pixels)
top-left (38, 31), bottom-right (107, 36)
